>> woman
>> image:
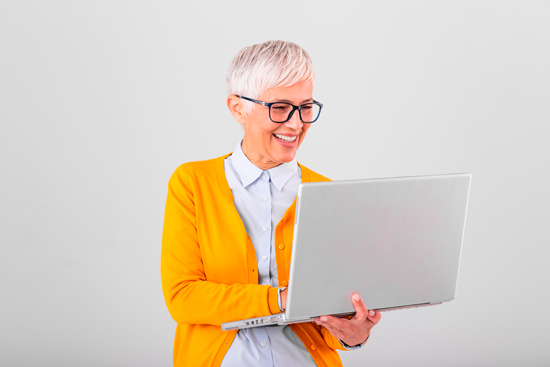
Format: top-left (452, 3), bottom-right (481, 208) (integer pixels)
top-left (161, 40), bottom-right (381, 367)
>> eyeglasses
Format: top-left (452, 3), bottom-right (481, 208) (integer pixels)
top-left (236, 95), bottom-right (323, 123)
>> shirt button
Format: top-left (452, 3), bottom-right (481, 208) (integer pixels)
top-left (262, 256), bottom-right (268, 261)
top-left (261, 341), bottom-right (267, 347)
top-left (262, 197), bottom-right (268, 202)
top-left (278, 244), bottom-right (285, 250)
top-left (262, 172), bottom-right (268, 179)
top-left (262, 226), bottom-right (268, 232)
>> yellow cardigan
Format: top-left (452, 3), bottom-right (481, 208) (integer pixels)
top-left (161, 153), bottom-right (348, 366)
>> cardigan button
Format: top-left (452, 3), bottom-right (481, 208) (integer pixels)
top-left (278, 244), bottom-right (285, 250)
top-left (311, 344), bottom-right (317, 350)
top-left (282, 281), bottom-right (288, 286)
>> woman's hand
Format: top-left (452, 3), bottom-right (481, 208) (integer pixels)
top-left (280, 287), bottom-right (288, 310)
top-left (314, 293), bottom-right (381, 347)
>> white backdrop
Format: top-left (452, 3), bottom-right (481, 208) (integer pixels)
top-left (1, 1), bottom-right (549, 366)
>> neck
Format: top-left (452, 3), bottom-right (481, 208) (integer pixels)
top-left (241, 139), bottom-right (281, 170)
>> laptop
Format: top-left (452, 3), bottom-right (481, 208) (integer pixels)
top-left (221, 173), bottom-right (471, 331)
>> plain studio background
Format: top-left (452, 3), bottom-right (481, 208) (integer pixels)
top-left (1, 1), bottom-right (549, 366)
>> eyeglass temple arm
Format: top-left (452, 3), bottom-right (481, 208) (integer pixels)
top-left (235, 95), bottom-right (270, 107)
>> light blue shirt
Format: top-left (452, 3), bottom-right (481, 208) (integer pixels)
top-left (221, 141), bottom-right (364, 366)
top-left (221, 142), bottom-right (316, 367)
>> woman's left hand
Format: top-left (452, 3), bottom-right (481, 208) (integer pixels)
top-left (314, 293), bottom-right (381, 347)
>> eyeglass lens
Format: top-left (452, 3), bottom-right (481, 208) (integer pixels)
top-left (270, 103), bottom-right (321, 123)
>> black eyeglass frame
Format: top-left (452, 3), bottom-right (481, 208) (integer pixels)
top-left (236, 95), bottom-right (323, 123)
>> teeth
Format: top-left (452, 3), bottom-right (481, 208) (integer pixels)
top-left (274, 134), bottom-right (297, 142)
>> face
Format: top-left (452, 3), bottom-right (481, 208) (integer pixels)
top-left (231, 80), bottom-right (314, 170)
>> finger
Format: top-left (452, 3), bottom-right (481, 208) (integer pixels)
top-left (351, 293), bottom-right (368, 320)
top-left (316, 315), bottom-right (348, 331)
top-left (367, 309), bottom-right (382, 325)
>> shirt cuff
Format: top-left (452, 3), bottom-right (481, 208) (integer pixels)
top-left (338, 334), bottom-right (369, 350)
top-left (277, 287), bottom-right (286, 312)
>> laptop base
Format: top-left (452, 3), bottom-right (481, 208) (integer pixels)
top-left (221, 303), bottom-right (442, 331)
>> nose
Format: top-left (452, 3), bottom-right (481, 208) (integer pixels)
top-left (283, 109), bottom-right (303, 130)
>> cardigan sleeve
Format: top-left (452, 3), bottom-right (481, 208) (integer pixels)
top-left (161, 164), bottom-right (282, 326)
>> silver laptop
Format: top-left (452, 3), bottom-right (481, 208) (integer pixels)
top-left (221, 173), bottom-right (471, 331)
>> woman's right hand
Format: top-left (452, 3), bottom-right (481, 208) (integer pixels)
top-left (280, 287), bottom-right (288, 311)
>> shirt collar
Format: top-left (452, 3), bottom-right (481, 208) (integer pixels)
top-left (230, 141), bottom-right (298, 191)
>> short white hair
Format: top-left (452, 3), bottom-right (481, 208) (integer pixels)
top-left (226, 40), bottom-right (315, 115)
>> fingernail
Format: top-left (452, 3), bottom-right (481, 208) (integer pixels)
top-left (320, 316), bottom-right (328, 322)
top-left (315, 320), bottom-right (321, 324)
top-left (369, 311), bottom-right (375, 317)
top-left (353, 294), bottom-right (360, 301)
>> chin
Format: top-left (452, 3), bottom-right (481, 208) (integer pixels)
top-left (277, 153), bottom-right (297, 164)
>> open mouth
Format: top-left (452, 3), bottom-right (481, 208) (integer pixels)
top-left (273, 133), bottom-right (298, 143)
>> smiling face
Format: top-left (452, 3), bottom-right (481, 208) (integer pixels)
top-left (228, 80), bottom-right (314, 170)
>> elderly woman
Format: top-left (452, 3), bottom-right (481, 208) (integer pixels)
top-left (161, 40), bottom-right (381, 367)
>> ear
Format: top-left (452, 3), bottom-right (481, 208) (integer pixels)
top-left (227, 95), bottom-right (246, 126)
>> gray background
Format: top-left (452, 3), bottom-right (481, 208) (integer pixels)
top-left (1, 1), bottom-right (549, 366)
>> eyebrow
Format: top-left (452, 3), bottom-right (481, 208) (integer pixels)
top-left (275, 98), bottom-right (314, 104)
